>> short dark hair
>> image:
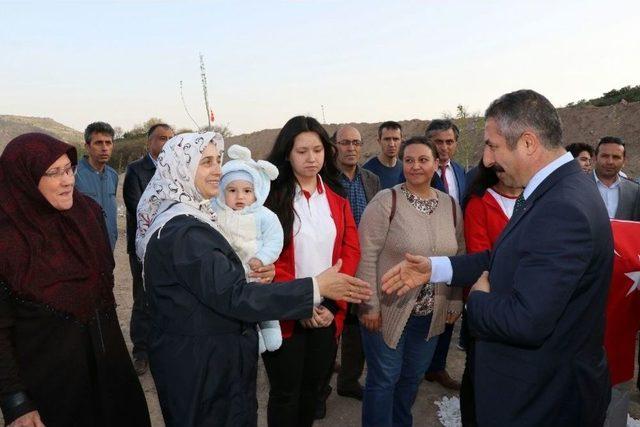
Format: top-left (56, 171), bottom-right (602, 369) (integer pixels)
top-left (485, 89), bottom-right (563, 149)
top-left (84, 121), bottom-right (114, 144)
top-left (595, 136), bottom-right (625, 157)
top-left (399, 136), bottom-right (438, 161)
top-left (147, 123), bottom-right (173, 139)
top-left (378, 121), bottom-right (402, 139)
top-left (425, 119), bottom-right (459, 141)
top-left (565, 143), bottom-right (594, 158)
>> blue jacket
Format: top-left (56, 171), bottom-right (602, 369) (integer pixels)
top-left (430, 160), bottom-right (467, 206)
top-left (450, 160), bottom-right (612, 426)
top-left (75, 157), bottom-right (119, 250)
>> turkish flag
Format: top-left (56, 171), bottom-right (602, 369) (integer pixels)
top-left (604, 219), bottom-right (640, 386)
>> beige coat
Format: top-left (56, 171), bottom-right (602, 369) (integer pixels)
top-left (357, 185), bottom-right (465, 349)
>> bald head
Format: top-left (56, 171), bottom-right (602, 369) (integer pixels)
top-left (335, 125), bottom-right (363, 172)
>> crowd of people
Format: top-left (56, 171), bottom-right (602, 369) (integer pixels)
top-left (0, 88), bottom-right (639, 427)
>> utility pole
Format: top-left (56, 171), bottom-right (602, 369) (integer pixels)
top-left (200, 53), bottom-right (212, 130)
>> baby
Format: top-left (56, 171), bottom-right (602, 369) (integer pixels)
top-left (212, 145), bottom-right (283, 353)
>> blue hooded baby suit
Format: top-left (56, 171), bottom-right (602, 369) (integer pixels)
top-left (212, 144), bottom-right (283, 352)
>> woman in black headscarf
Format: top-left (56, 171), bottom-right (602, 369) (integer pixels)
top-left (0, 133), bottom-right (150, 426)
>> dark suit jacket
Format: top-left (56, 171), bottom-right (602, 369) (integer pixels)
top-left (123, 155), bottom-right (156, 254)
top-left (431, 160), bottom-right (467, 205)
top-left (360, 166), bottom-right (381, 202)
top-left (450, 160), bottom-right (613, 426)
top-left (596, 175), bottom-right (640, 220)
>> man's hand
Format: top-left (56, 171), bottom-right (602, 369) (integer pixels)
top-left (360, 313), bottom-right (382, 332)
top-left (248, 262), bottom-right (275, 283)
top-left (381, 253), bottom-right (431, 296)
top-left (470, 271), bottom-right (490, 294)
top-left (316, 259), bottom-right (372, 303)
top-left (9, 411), bottom-right (45, 427)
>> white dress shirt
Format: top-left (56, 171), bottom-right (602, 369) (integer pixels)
top-left (431, 152), bottom-right (575, 284)
top-left (437, 161), bottom-right (459, 203)
top-left (292, 177), bottom-right (337, 280)
top-left (594, 171), bottom-right (620, 219)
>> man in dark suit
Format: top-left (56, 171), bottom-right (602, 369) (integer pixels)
top-left (592, 136), bottom-right (640, 221)
top-left (123, 123), bottom-right (174, 375)
top-left (424, 119), bottom-right (467, 390)
top-left (382, 90), bottom-right (613, 426)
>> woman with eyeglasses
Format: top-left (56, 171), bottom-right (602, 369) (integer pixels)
top-left (0, 133), bottom-right (151, 426)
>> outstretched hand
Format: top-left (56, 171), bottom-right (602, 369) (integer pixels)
top-left (381, 253), bottom-right (432, 296)
top-left (316, 259), bottom-right (372, 304)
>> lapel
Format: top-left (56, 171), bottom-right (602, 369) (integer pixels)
top-left (451, 161), bottom-right (465, 198)
top-left (142, 154), bottom-right (156, 171)
top-left (615, 179), bottom-right (630, 219)
top-left (359, 167), bottom-right (378, 202)
top-left (490, 160), bottom-right (581, 260)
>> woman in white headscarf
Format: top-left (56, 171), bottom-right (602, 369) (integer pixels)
top-left (136, 132), bottom-right (371, 427)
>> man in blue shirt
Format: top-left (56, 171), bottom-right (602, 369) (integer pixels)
top-left (75, 121), bottom-right (118, 250)
top-left (363, 121), bottom-right (404, 189)
top-left (334, 125), bottom-right (380, 402)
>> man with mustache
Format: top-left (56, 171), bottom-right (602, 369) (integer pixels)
top-left (459, 153), bottom-right (522, 425)
top-left (75, 121), bottom-right (118, 250)
top-left (382, 90), bottom-right (613, 426)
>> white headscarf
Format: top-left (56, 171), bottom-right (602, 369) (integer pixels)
top-left (135, 131), bottom-right (225, 260)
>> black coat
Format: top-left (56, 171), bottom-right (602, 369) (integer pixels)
top-left (123, 155), bottom-right (156, 254)
top-left (0, 289), bottom-right (150, 426)
top-left (450, 160), bottom-right (613, 426)
top-left (144, 215), bottom-right (315, 427)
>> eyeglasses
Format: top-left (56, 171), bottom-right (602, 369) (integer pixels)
top-left (337, 139), bottom-right (363, 147)
top-left (43, 164), bottom-right (76, 179)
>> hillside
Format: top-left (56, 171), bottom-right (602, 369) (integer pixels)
top-left (227, 101), bottom-right (640, 178)
top-left (0, 115), bottom-right (84, 153)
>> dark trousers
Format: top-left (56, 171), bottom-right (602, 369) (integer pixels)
top-left (460, 323), bottom-right (477, 426)
top-left (129, 253), bottom-right (150, 360)
top-left (263, 323), bottom-right (337, 427)
top-left (426, 322), bottom-right (454, 373)
top-left (337, 312), bottom-right (365, 391)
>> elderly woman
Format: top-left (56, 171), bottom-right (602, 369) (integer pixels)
top-left (135, 132), bottom-right (370, 427)
top-left (0, 133), bottom-right (150, 426)
top-left (357, 136), bottom-right (464, 427)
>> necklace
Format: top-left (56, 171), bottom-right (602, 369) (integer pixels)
top-left (401, 185), bottom-right (438, 215)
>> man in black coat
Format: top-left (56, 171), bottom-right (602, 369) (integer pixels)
top-left (123, 123), bottom-right (174, 375)
top-left (382, 90), bottom-right (613, 426)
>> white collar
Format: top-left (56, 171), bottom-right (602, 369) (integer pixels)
top-left (593, 170), bottom-right (621, 189)
top-left (523, 152), bottom-right (574, 200)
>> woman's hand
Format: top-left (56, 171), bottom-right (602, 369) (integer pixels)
top-left (314, 306), bottom-right (334, 327)
top-left (300, 307), bottom-right (334, 328)
top-left (315, 260), bottom-right (372, 303)
top-left (248, 262), bottom-right (275, 284)
top-left (445, 312), bottom-right (461, 325)
top-left (360, 313), bottom-right (382, 332)
top-left (9, 411), bottom-right (45, 427)
top-left (381, 253), bottom-right (431, 296)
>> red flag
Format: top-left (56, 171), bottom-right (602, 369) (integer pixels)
top-left (210, 109), bottom-right (215, 123)
top-left (604, 219), bottom-right (640, 385)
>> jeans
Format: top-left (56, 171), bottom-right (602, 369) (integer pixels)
top-left (426, 321), bottom-right (453, 373)
top-left (361, 315), bottom-right (439, 427)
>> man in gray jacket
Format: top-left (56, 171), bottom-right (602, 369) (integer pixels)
top-left (593, 136), bottom-right (640, 221)
top-left (75, 121), bottom-right (118, 250)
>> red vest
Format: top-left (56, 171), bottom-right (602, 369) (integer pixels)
top-left (275, 184), bottom-right (361, 339)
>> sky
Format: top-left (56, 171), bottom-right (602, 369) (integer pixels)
top-left (1, 0), bottom-right (639, 136)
